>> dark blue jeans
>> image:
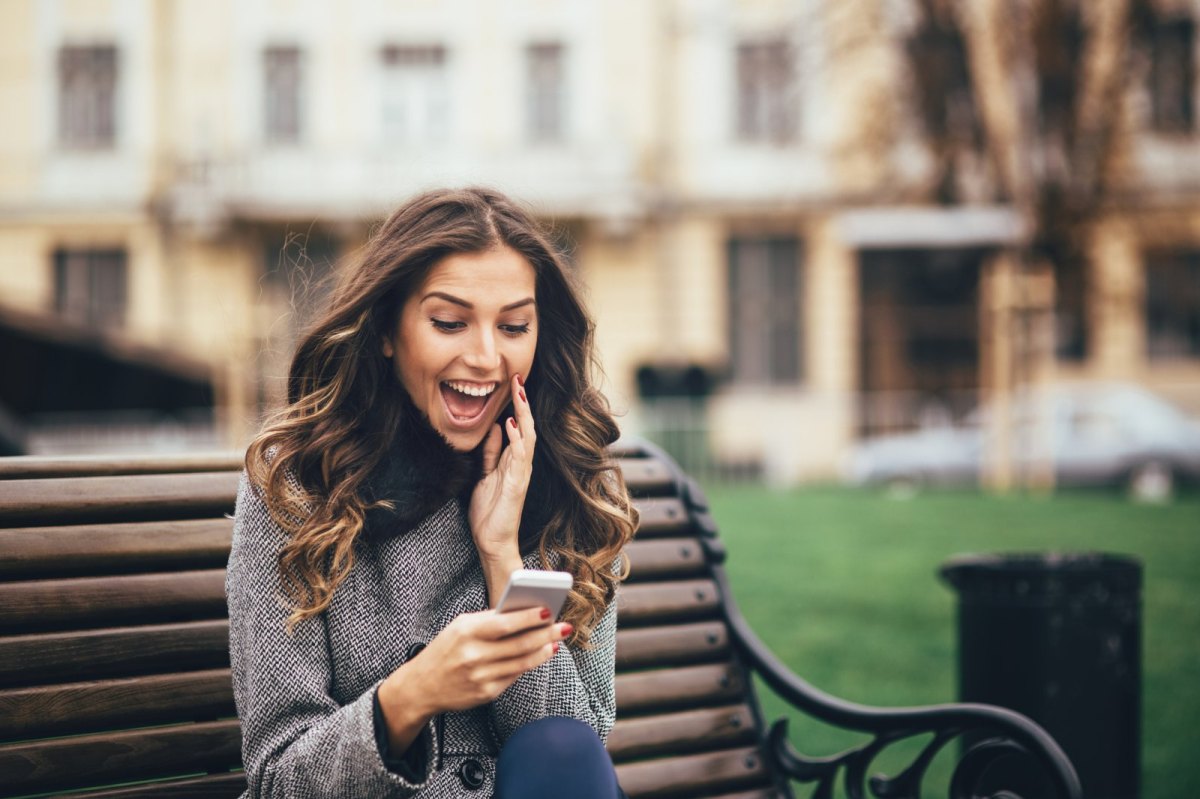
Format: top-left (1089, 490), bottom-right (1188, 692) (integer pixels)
top-left (495, 717), bottom-right (624, 799)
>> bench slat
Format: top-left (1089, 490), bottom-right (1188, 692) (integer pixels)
top-left (0, 719), bottom-right (240, 795)
top-left (0, 618), bottom-right (718, 689)
top-left (0, 472), bottom-right (239, 527)
top-left (615, 662), bottom-right (746, 715)
top-left (0, 519), bottom-right (233, 580)
top-left (623, 538), bottom-right (706, 582)
top-left (615, 621), bottom-right (729, 670)
top-left (617, 579), bottom-right (720, 625)
top-left (630, 498), bottom-right (691, 537)
top-left (607, 704), bottom-right (757, 763)
top-left (0, 454), bottom-right (242, 480)
top-left (0, 619), bottom-right (230, 687)
top-left (615, 746), bottom-right (771, 798)
top-left (0, 669), bottom-right (235, 741)
top-left (0, 525), bottom-right (687, 585)
top-left (56, 772), bottom-right (246, 799)
top-left (619, 459), bottom-right (675, 496)
top-left (3, 661), bottom-right (742, 741)
top-left (0, 569), bottom-right (227, 634)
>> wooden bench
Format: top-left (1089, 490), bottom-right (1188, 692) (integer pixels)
top-left (0, 441), bottom-right (1081, 799)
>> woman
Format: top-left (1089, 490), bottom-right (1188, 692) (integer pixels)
top-left (227, 187), bottom-right (637, 798)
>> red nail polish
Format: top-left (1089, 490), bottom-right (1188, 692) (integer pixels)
top-left (517, 374), bottom-right (525, 387)
top-left (552, 642), bottom-right (560, 654)
top-left (519, 389), bottom-right (527, 403)
top-left (540, 607), bottom-right (551, 620)
top-left (560, 623), bottom-right (573, 637)
top-left (508, 417), bottom-right (517, 428)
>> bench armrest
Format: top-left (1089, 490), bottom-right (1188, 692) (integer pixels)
top-left (627, 437), bottom-right (1082, 799)
top-left (711, 558), bottom-right (1082, 799)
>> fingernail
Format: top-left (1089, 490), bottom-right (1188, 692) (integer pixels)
top-left (519, 389), bottom-right (527, 403)
top-left (540, 607), bottom-right (551, 620)
top-left (517, 374), bottom-right (525, 386)
top-left (560, 623), bottom-right (573, 638)
top-left (552, 642), bottom-right (560, 654)
top-left (508, 417), bottom-right (517, 429)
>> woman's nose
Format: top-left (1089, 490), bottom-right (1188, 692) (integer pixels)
top-left (462, 328), bottom-right (501, 371)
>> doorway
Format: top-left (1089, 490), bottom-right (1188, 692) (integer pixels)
top-left (858, 247), bottom-right (985, 435)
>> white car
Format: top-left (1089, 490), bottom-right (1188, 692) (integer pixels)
top-left (844, 383), bottom-right (1200, 500)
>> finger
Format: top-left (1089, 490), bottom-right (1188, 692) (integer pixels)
top-left (511, 374), bottom-right (536, 449)
top-left (490, 621), bottom-right (571, 661)
top-left (481, 605), bottom-right (553, 639)
top-left (481, 423), bottom-right (502, 475)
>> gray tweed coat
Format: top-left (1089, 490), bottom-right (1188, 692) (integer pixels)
top-left (226, 430), bottom-right (618, 798)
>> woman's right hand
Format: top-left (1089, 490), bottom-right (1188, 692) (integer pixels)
top-left (376, 606), bottom-right (571, 754)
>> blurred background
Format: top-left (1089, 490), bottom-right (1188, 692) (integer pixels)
top-left (0, 1), bottom-right (1198, 795)
top-left (2, 0), bottom-right (1198, 494)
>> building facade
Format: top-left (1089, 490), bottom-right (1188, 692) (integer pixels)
top-left (1, 0), bottom-right (1198, 482)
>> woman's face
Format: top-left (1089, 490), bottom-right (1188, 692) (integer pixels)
top-left (384, 245), bottom-right (539, 451)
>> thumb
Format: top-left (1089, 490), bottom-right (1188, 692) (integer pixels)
top-left (481, 422), bottom-right (503, 475)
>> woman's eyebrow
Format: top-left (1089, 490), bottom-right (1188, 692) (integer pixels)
top-left (421, 292), bottom-right (536, 312)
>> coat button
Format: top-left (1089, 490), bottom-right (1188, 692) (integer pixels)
top-left (406, 642), bottom-right (426, 660)
top-left (458, 758), bottom-right (486, 790)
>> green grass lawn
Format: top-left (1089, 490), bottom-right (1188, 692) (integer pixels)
top-left (702, 484), bottom-right (1199, 799)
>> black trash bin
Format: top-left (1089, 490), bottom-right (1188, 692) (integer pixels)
top-left (940, 552), bottom-right (1141, 799)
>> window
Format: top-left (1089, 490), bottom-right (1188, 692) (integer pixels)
top-left (728, 237), bottom-right (802, 385)
top-left (1149, 16), bottom-right (1195, 133)
top-left (1054, 259), bottom-right (1088, 361)
top-left (264, 46), bottom-right (303, 145)
top-left (1146, 250), bottom-right (1200, 359)
top-left (1035, 11), bottom-right (1083, 138)
top-left (58, 45), bottom-right (118, 149)
top-left (381, 45), bottom-right (448, 143)
top-left (905, 18), bottom-right (978, 140)
top-left (735, 39), bottom-right (796, 144)
top-left (53, 249), bottom-right (127, 330)
top-left (526, 43), bottom-right (565, 143)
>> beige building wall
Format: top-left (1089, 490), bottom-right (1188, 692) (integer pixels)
top-left (1, 0), bottom-right (1197, 473)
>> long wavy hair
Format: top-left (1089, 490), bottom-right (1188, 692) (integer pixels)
top-left (245, 187), bottom-right (637, 644)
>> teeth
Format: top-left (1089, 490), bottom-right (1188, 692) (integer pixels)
top-left (445, 381), bottom-right (496, 398)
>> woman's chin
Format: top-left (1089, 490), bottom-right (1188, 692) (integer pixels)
top-left (436, 420), bottom-right (493, 452)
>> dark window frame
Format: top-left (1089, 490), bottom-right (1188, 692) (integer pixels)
top-left (264, 45), bottom-right (304, 145)
top-left (735, 39), bottom-right (797, 145)
top-left (727, 236), bottom-right (804, 386)
top-left (526, 42), bottom-right (566, 144)
top-left (379, 43), bottom-right (449, 143)
top-left (1148, 15), bottom-right (1196, 134)
top-left (58, 44), bottom-right (118, 150)
top-left (1145, 249), bottom-right (1200, 359)
top-left (52, 248), bottom-right (128, 331)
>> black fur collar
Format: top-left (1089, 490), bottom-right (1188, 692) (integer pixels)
top-left (361, 401), bottom-right (554, 547)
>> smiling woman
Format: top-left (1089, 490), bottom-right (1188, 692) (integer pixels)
top-left (230, 187), bottom-right (637, 798)
top-left (384, 247), bottom-right (538, 452)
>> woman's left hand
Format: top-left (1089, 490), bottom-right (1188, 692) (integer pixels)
top-left (469, 374), bottom-right (535, 601)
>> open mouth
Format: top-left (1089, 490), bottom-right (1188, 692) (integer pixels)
top-left (439, 380), bottom-right (499, 427)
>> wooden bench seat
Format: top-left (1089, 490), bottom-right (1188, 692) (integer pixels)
top-left (0, 442), bottom-right (1081, 799)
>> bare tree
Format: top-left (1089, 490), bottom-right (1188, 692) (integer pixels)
top-left (900, 0), bottom-right (1155, 485)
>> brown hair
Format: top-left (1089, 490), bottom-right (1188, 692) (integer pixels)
top-left (245, 187), bottom-right (637, 644)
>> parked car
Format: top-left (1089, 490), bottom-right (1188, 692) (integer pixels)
top-left (844, 383), bottom-right (1200, 500)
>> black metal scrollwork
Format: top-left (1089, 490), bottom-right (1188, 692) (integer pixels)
top-left (628, 438), bottom-right (1083, 799)
top-left (715, 546), bottom-right (1080, 799)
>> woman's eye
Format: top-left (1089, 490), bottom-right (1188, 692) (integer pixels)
top-left (500, 324), bottom-right (531, 336)
top-left (431, 319), bottom-right (465, 332)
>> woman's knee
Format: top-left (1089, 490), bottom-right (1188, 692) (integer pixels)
top-left (496, 717), bottom-right (619, 799)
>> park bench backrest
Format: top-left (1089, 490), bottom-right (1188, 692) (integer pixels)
top-left (0, 443), bottom-right (1080, 799)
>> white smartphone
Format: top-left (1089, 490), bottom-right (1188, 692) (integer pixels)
top-left (495, 569), bottom-right (573, 620)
